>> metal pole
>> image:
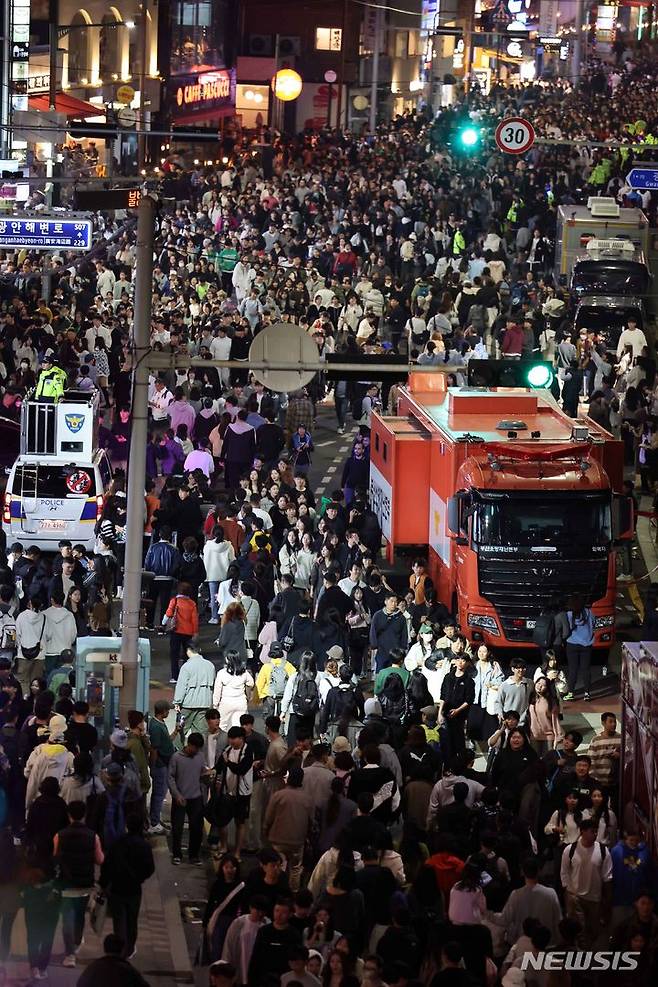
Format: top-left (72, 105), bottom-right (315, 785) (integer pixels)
top-left (1, 0), bottom-right (11, 156)
top-left (572, 0), bottom-right (585, 85)
top-left (137, 1), bottom-right (148, 172)
top-left (49, 0), bottom-right (59, 112)
top-left (119, 193), bottom-right (156, 720)
top-left (336, 0), bottom-right (348, 127)
top-left (369, 5), bottom-right (384, 132)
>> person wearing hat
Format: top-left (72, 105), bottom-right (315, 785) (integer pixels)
top-left (147, 699), bottom-right (177, 833)
top-left (255, 641), bottom-right (296, 718)
top-left (23, 713), bottom-right (75, 810)
top-left (101, 728), bottom-right (142, 802)
top-left (34, 352), bottom-right (67, 401)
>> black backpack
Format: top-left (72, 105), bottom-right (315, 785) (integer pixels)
top-left (292, 676), bottom-right (320, 718)
top-left (532, 613), bottom-right (556, 650)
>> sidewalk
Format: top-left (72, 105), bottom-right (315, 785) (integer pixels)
top-left (3, 835), bottom-right (203, 987)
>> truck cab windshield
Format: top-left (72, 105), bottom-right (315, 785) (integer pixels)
top-left (474, 494), bottom-right (612, 548)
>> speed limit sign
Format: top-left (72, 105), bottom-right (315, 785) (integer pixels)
top-left (495, 117), bottom-right (536, 155)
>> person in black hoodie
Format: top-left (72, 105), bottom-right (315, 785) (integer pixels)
top-left (347, 744), bottom-right (399, 823)
top-left (178, 537), bottom-right (207, 597)
top-left (100, 812), bottom-right (155, 958)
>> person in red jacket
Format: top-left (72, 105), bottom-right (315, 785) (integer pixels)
top-left (164, 582), bottom-right (199, 682)
top-left (501, 319), bottom-right (525, 358)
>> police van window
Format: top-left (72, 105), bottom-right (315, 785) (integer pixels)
top-left (14, 465), bottom-right (91, 497)
top-left (98, 455), bottom-right (112, 490)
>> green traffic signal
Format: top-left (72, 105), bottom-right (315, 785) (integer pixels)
top-left (459, 125), bottom-right (480, 149)
top-left (526, 364), bottom-right (554, 388)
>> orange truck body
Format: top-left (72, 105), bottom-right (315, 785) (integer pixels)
top-left (369, 373), bottom-right (625, 651)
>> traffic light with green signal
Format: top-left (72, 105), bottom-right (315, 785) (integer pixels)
top-left (467, 360), bottom-right (555, 389)
top-left (457, 124), bottom-right (481, 150)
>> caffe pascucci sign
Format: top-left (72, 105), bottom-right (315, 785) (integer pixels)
top-left (171, 68), bottom-right (236, 116)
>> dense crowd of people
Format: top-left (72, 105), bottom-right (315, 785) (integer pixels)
top-left (1, 42), bottom-right (658, 987)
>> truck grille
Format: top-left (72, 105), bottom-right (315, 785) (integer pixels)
top-left (478, 557), bottom-right (609, 642)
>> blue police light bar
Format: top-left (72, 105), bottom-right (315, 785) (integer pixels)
top-left (0, 218), bottom-right (93, 251)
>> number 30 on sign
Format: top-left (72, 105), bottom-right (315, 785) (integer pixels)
top-left (495, 117), bottom-right (536, 155)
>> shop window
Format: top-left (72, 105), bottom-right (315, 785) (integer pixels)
top-left (99, 12), bottom-right (121, 80)
top-left (394, 31), bottom-right (408, 59)
top-left (315, 27), bottom-right (342, 52)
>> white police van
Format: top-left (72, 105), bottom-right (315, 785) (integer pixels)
top-left (2, 389), bottom-right (113, 551)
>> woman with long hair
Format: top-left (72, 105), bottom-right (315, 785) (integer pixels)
top-left (216, 562), bottom-right (242, 617)
top-left (317, 777), bottom-right (358, 856)
top-left (215, 601), bottom-right (248, 665)
top-left (278, 529), bottom-right (300, 579)
top-left (448, 861), bottom-right (486, 925)
top-left (212, 650), bottom-right (253, 731)
top-left (588, 787), bottom-right (618, 846)
top-left (202, 854), bottom-right (244, 962)
top-left (528, 676), bottom-right (564, 755)
top-left (468, 643), bottom-right (505, 747)
top-left (59, 752), bottom-right (104, 806)
top-left (281, 650), bottom-right (319, 743)
top-left (322, 948), bottom-right (360, 987)
top-left (293, 530), bottom-right (316, 591)
top-left (534, 650), bottom-right (568, 700)
top-left (65, 587), bottom-right (88, 637)
top-left (544, 790), bottom-right (585, 847)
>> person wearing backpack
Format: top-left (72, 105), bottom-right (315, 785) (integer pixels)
top-left (255, 641), bottom-right (295, 718)
top-left (560, 818), bottom-right (613, 947)
top-left (0, 584), bottom-right (17, 664)
top-left (378, 672), bottom-right (408, 748)
top-left (100, 813), bottom-right (155, 959)
top-left (319, 665), bottom-right (364, 738)
top-left (556, 594), bottom-right (595, 702)
top-left (281, 651), bottom-right (320, 744)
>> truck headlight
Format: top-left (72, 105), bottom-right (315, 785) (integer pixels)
top-left (594, 615), bottom-right (615, 629)
top-left (467, 613), bottom-right (501, 636)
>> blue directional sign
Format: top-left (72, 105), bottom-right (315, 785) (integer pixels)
top-left (626, 167), bottom-right (658, 190)
top-left (0, 218), bottom-right (92, 251)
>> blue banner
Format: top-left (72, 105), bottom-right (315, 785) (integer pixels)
top-left (626, 168), bottom-right (658, 190)
top-left (0, 218), bottom-right (92, 250)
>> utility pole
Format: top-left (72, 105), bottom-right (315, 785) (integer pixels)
top-left (1, 0), bottom-right (11, 156)
top-left (137, 1), bottom-right (148, 172)
top-left (572, 0), bottom-right (586, 85)
top-left (119, 193), bottom-right (156, 721)
top-left (369, 4), bottom-right (384, 132)
top-left (49, 0), bottom-right (59, 111)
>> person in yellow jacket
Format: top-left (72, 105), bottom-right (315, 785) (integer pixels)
top-left (35, 353), bottom-right (67, 401)
top-left (255, 641), bottom-right (296, 716)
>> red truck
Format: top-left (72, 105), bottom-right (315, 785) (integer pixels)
top-left (369, 372), bottom-right (630, 651)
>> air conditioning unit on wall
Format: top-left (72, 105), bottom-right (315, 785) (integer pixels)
top-left (278, 36), bottom-right (301, 57)
top-left (248, 34), bottom-right (274, 56)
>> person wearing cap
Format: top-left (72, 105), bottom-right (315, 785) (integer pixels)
top-left (101, 728), bottom-right (143, 803)
top-left (35, 353), bottom-right (66, 401)
top-left (23, 713), bottom-right (75, 810)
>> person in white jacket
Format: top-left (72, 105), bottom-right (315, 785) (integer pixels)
top-left (43, 591), bottom-right (77, 677)
top-left (231, 258), bottom-right (255, 303)
top-left (212, 651), bottom-right (254, 731)
top-left (203, 528), bottom-right (236, 623)
top-left (24, 713), bottom-right (75, 810)
top-left (15, 596), bottom-right (48, 697)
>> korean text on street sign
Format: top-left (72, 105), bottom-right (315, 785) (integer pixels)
top-left (495, 117), bottom-right (536, 155)
top-left (626, 167), bottom-right (658, 190)
top-left (0, 218), bottom-right (92, 250)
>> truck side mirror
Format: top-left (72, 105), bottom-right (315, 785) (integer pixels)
top-left (612, 493), bottom-right (633, 543)
top-left (448, 492), bottom-right (469, 545)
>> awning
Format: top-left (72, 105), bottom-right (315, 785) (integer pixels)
top-left (28, 93), bottom-right (103, 119)
top-left (171, 106), bottom-right (236, 126)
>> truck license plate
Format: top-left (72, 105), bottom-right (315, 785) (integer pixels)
top-left (40, 519), bottom-right (67, 530)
